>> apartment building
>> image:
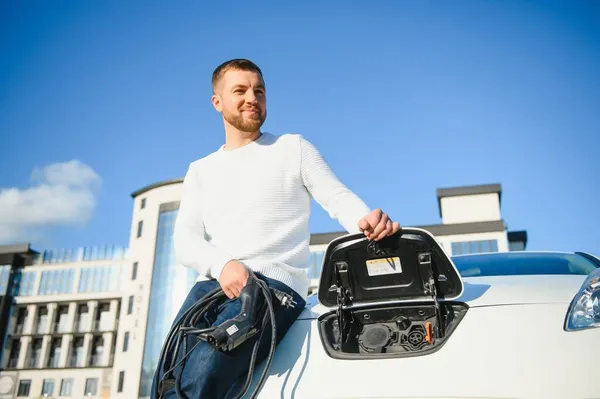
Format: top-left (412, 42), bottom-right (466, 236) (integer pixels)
top-left (0, 245), bottom-right (130, 399)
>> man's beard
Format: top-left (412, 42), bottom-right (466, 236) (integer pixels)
top-left (223, 109), bottom-right (266, 133)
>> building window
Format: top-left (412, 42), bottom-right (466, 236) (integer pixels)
top-left (85, 378), bottom-right (98, 396)
top-left (141, 198), bottom-right (146, 209)
top-left (35, 306), bottom-right (48, 334)
top-left (78, 265), bottom-right (120, 293)
top-left (452, 239), bottom-right (499, 256)
top-left (70, 245), bottom-right (128, 262)
top-left (123, 332), bottom-right (129, 352)
top-left (127, 296), bottom-right (134, 314)
top-left (7, 339), bottom-right (21, 369)
top-left (89, 335), bottom-right (105, 367)
top-left (47, 338), bottom-right (62, 368)
top-left (38, 269), bottom-right (75, 295)
top-left (41, 379), bottom-right (55, 396)
top-left (17, 380), bottom-right (31, 396)
top-left (137, 221), bottom-right (143, 238)
top-left (95, 302), bottom-right (112, 331)
top-left (54, 305), bottom-right (69, 333)
top-left (15, 271), bottom-right (36, 296)
top-left (75, 304), bottom-right (89, 333)
top-left (132, 262), bottom-right (138, 280)
top-left (14, 307), bottom-right (28, 334)
top-left (60, 378), bottom-right (73, 396)
top-left (68, 337), bottom-right (85, 367)
top-left (118, 371), bottom-right (125, 392)
top-left (27, 338), bottom-right (43, 368)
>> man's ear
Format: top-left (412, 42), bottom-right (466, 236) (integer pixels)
top-left (211, 94), bottom-right (222, 112)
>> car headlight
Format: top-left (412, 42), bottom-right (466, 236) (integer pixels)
top-left (565, 268), bottom-right (600, 331)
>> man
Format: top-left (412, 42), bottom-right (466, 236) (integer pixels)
top-left (151, 58), bottom-right (400, 398)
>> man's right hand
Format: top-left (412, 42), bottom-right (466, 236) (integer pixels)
top-left (218, 260), bottom-right (249, 299)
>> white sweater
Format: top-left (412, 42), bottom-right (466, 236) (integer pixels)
top-left (173, 132), bottom-right (371, 300)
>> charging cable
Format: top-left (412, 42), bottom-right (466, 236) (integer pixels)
top-left (155, 272), bottom-right (296, 399)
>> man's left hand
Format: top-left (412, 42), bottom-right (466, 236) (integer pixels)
top-left (358, 209), bottom-right (400, 241)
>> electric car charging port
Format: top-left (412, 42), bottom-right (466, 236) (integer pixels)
top-left (315, 229), bottom-right (468, 360)
top-left (318, 302), bottom-right (468, 359)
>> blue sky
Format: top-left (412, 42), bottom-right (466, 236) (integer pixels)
top-left (0, 1), bottom-right (598, 255)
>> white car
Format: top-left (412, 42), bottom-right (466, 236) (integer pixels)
top-left (246, 228), bottom-right (600, 399)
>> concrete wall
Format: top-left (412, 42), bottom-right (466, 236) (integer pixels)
top-left (440, 193), bottom-right (501, 224)
top-left (4, 368), bottom-right (112, 398)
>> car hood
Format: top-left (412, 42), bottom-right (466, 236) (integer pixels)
top-left (300, 274), bottom-right (586, 319)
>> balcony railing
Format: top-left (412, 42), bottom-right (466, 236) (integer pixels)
top-left (88, 354), bottom-right (104, 367)
top-left (92, 319), bottom-right (119, 332)
top-left (67, 356), bottom-right (85, 368)
top-left (47, 356), bottom-right (61, 368)
top-left (12, 324), bottom-right (24, 335)
top-left (87, 353), bottom-right (114, 368)
top-left (34, 322), bottom-right (48, 335)
top-left (6, 358), bottom-right (18, 369)
top-left (26, 357), bottom-right (39, 368)
top-left (73, 321), bottom-right (90, 333)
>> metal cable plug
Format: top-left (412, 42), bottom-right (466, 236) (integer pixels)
top-left (271, 288), bottom-right (297, 308)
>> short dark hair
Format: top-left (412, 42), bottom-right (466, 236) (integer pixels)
top-left (212, 58), bottom-right (264, 92)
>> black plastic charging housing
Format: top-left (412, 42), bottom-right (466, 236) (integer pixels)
top-left (316, 228), bottom-right (469, 359)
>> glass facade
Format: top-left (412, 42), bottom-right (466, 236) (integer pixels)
top-left (78, 265), bottom-right (122, 293)
top-left (15, 270), bottom-right (36, 296)
top-left (138, 208), bottom-right (198, 397)
top-left (452, 239), bottom-right (499, 255)
top-left (0, 265), bottom-right (10, 295)
top-left (38, 269), bottom-right (75, 295)
top-left (33, 244), bottom-right (128, 264)
top-left (12, 266), bottom-right (122, 297)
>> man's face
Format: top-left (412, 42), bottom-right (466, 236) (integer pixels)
top-left (212, 69), bottom-right (267, 133)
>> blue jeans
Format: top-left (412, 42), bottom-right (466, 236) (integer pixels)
top-left (151, 274), bottom-right (306, 399)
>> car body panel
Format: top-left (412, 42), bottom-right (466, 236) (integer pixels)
top-left (298, 275), bottom-right (588, 320)
top-left (455, 274), bottom-right (587, 307)
top-left (245, 302), bottom-right (599, 399)
top-left (238, 249), bottom-right (600, 398)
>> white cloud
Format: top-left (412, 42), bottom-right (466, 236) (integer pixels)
top-left (0, 160), bottom-right (101, 244)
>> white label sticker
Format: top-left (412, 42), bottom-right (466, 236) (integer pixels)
top-left (366, 257), bottom-right (402, 276)
top-left (226, 324), bottom-right (239, 336)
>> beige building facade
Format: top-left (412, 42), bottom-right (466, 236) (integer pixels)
top-left (0, 245), bottom-right (129, 398)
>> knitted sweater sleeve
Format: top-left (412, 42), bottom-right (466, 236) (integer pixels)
top-left (299, 135), bottom-right (371, 233)
top-left (173, 162), bottom-right (234, 280)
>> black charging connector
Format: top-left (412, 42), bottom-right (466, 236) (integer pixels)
top-left (155, 272), bottom-right (284, 399)
top-left (203, 277), bottom-right (264, 352)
